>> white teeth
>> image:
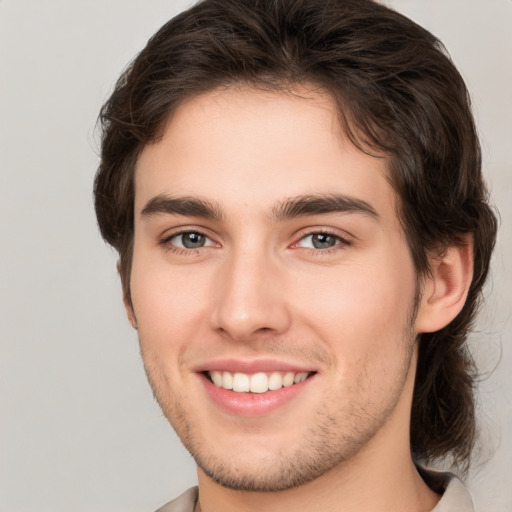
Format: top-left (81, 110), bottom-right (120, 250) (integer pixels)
top-left (283, 372), bottom-right (295, 387)
top-left (232, 372), bottom-right (250, 392)
top-left (249, 372), bottom-right (268, 393)
top-left (208, 370), bottom-right (311, 393)
top-left (294, 372), bottom-right (308, 384)
top-left (268, 371), bottom-right (283, 390)
top-left (210, 370), bottom-right (223, 387)
top-left (222, 371), bottom-right (233, 390)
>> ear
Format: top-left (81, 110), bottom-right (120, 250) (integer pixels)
top-left (414, 236), bottom-right (474, 333)
top-left (117, 261), bottom-right (138, 330)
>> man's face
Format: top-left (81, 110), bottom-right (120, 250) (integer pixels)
top-left (130, 87), bottom-right (424, 491)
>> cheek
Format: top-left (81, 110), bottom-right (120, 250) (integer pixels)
top-left (291, 257), bottom-right (417, 361)
top-left (129, 251), bottom-right (213, 349)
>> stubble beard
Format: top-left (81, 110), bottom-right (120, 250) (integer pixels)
top-left (139, 288), bottom-right (421, 492)
top-left (192, 406), bottom-right (391, 492)
top-left (141, 338), bottom-right (417, 492)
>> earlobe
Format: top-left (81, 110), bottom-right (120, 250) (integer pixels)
top-left (414, 236), bottom-right (474, 333)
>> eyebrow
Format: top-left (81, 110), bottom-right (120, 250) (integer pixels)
top-left (140, 193), bottom-right (379, 223)
top-left (271, 194), bottom-right (379, 222)
top-left (141, 195), bottom-right (224, 221)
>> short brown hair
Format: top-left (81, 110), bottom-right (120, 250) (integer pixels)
top-left (94, 0), bottom-right (497, 472)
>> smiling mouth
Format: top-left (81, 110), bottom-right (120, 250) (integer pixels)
top-left (205, 370), bottom-right (315, 394)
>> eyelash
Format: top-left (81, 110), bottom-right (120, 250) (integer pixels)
top-left (160, 230), bottom-right (217, 255)
top-left (159, 229), bottom-right (351, 256)
top-left (292, 229), bottom-right (351, 255)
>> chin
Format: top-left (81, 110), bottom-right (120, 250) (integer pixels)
top-left (179, 410), bottom-right (373, 493)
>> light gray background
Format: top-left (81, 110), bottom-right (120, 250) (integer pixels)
top-left (0, 1), bottom-right (510, 510)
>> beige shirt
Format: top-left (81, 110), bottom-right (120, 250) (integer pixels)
top-left (155, 471), bottom-right (474, 512)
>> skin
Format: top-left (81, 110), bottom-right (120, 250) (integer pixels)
top-left (127, 86), bottom-right (472, 512)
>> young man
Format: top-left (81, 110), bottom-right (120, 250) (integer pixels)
top-left (94, 1), bottom-right (497, 510)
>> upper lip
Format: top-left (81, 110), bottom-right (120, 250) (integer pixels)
top-left (195, 358), bottom-right (317, 374)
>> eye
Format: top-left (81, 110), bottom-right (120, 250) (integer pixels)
top-left (166, 231), bottom-right (216, 250)
top-left (296, 232), bottom-right (348, 250)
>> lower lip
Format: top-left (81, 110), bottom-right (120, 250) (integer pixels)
top-left (198, 373), bottom-right (315, 417)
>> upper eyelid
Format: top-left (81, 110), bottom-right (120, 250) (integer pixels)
top-left (293, 233), bottom-right (350, 249)
top-left (161, 226), bottom-right (216, 241)
top-left (167, 230), bottom-right (212, 240)
top-left (300, 232), bottom-right (346, 242)
top-left (292, 226), bottom-right (353, 242)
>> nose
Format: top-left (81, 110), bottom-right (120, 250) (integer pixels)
top-left (209, 247), bottom-right (291, 342)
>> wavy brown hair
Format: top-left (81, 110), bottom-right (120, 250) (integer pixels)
top-left (94, 0), bottom-right (497, 472)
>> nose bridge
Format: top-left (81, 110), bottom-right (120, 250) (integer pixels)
top-left (210, 242), bottom-right (290, 340)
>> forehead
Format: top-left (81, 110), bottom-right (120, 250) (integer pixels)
top-left (134, 86), bottom-right (396, 221)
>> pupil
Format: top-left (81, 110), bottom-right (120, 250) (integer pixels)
top-left (183, 232), bottom-right (205, 249)
top-left (312, 233), bottom-right (336, 249)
